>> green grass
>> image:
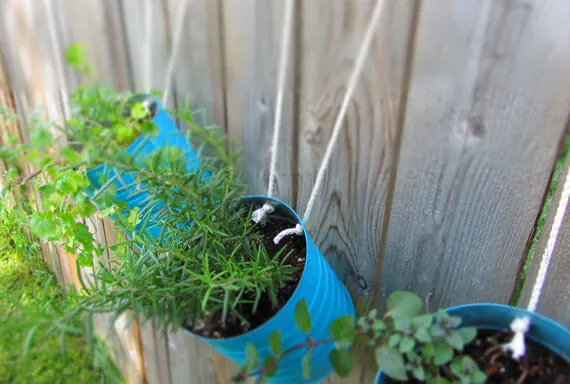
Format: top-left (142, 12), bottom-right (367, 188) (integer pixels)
top-left (0, 210), bottom-right (123, 384)
top-left (513, 132), bottom-right (570, 305)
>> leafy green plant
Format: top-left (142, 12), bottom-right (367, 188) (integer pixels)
top-left (0, 44), bottom-right (298, 340)
top-left (234, 291), bottom-right (487, 384)
top-left (0, 197), bottom-right (123, 383)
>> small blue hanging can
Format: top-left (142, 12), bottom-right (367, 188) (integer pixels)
top-left (189, 195), bottom-right (357, 383)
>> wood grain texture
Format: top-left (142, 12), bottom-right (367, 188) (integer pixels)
top-left (119, 4), bottom-right (174, 382)
top-left (121, 0), bottom-right (170, 94)
top-left (140, 319), bottom-right (172, 384)
top-left (380, 0), bottom-right (570, 310)
top-left (0, 0), bottom-right (68, 283)
top-left (296, 0), bottom-right (416, 297)
top-left (55, 2), bottom-right (146, 382)
top-left (165, 0), bottom-right (226, 126)
top-left (167, 330), bottom-right (218, 384)
top-left (222, 0), bottom-right (296, 200)
top-left (520, 153), bottom-right (570, 327)
top-left (61, 0), bottom-right (132, 90)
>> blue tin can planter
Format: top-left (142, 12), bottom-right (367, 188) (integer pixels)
top-left (85, 95), bottom-right (201, 239)
top-left (187, 195), bottom-right (357, 383)
top-left (376, 303), bottom-right (570, 383)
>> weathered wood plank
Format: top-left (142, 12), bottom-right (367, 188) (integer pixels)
top-left (166, 0), bottom-right (226, 126)
top-left (296, 0), bottom-right (416, 299)
top-left (61, 0), bottom-right (132, 90)
top-left (0, 0), bottom-right (69, 284)
top-left (119, 2), bottom-right (173, 382)
top-left (159, 1), bottom-right (232, 382)
top-left (380, 0), bottom-right (570, 310)
top-left (54, 2), bottom-right (146, 382)
top-left (222, 0), bottom-right (296, 199)
top-left (296, 1), bottom-right (418, 381)
top-left (520, 150), bottom-right (570, 327)
top-left (120, 0), bottom-right (170, 95)
top-left (140, 319), bottom-right (171, 384)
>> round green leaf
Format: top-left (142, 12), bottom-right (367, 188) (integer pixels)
top-left (294, 299), bottom-right (312, 333)
top-left (246, 342), bottom-right (259, 370)
top-left (399, 336), bottom-right (415, 354)
top-left (414, 327), bottom-right (432, 343)
top-left (458, 327), bottom-right (477, 345)
top-left (262, 356), bottom-right (278, 377)
top-left (387, 291), bottom-right (423, 320)
top-left (269, 330), bottom-right (283, 356)
top-left (433, 342), bottom-right (453, 365)
top-left (375, 346), bottom-right (408, 381)
top-left (329, 316), bottom-right (356, 346)
top-left (330, 348), bottom-right (353, 377)
top-left (446, 330), bottom-right (465, 351)
top-left (413, 366), bottom-right (426, 381)
top-left (302, 350), bottom-right (312, 380)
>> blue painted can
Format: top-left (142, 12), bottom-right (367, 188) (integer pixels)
top-left (376, 303), bottom-right (570, 383)
top-left (188, 195), bottom-right (357, 383)
top-left (85, 95), bottom-right (200, 239)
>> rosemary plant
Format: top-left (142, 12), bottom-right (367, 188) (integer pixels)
top-left (0, 80), bottom-right (296, 338)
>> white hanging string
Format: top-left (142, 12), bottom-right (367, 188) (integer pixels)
top-left (273, 0), bottom-right (386, 244)
top-left (252, 0), bottom-right (294, 225)
top-left (143, 0), bottom-right (153, 93)
top-left (527, 162), bottom-right (570, 312)
top-left (503, 160), bottom-right (570, 359)
top-left (162, 0), bottom-right (189, 106)
top-left (267, 0), bottom-right (294, 198)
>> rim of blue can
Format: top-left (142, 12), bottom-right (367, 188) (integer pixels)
top-left (186, 194), bottom-right (310, 342)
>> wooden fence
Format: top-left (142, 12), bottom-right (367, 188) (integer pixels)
top-left (1, 0), bottom-right (570, 383)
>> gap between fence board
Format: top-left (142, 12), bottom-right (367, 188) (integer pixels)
top-left (519, 127), bottom-right (570, 327)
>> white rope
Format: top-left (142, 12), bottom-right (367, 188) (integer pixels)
top-left (143, 0), bottom-right (153, 93)
top-left (274, 0), bottom-right (386, 244)
top-left (252, 0), bottom-right (294, 225)
top-left (273, 224), bottom-right (303, 245)
top-left (162, 0), bottom-right (189, 106)
top-left (503, 317), bottom-right (530, 359)
top-left (528, 161), bottom-right (570, 311)
top-left (252, 203), bottom-right (274, 225)
top-left (504, 160), bottom-right (570, 359)
top-left (267, 0), bottom-right (294, 198)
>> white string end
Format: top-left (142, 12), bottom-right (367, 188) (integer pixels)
top-left (252, 203), bottom-right (275, 225)
top-left (503, 317), bottom-right (530, 360)
top-left (273, 224), bottom-right (303, 244)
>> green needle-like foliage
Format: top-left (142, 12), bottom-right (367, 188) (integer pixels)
top-left (0, 82), bottom-right (296, 338)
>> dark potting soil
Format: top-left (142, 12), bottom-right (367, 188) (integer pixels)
top-left (387, 329), bottom-right (570, 384)
top-left (190, 211), bottom-right (306, 339)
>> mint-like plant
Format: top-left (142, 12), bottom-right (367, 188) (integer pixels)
top-left (233, 291), bottom-right (487, 384)
top-left (0, 46), bottom-right (298, 340)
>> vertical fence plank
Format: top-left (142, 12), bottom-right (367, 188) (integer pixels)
top-left (0, 0), bottom-right (70, 284)
top-left (119, 2), bottom-right (173, 382)
top-left (222, 0), bottom-right (295, 199)
top-left (54, 1), bottom-right (145, 382)
top-left (160, 1), bottom-right (232, 382)
top-left (296, 1), bottom-right (417, 381)
top-left (296, 0), bottom-right (416, 298)
top-left (520, 152), bottom-right (570, 326)
top-left (380, 0), bottom-right (570, 310)
top-left (166, 0), bottom-right (226, 126)
top-left (121, 0), bottom-right (169, 94)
